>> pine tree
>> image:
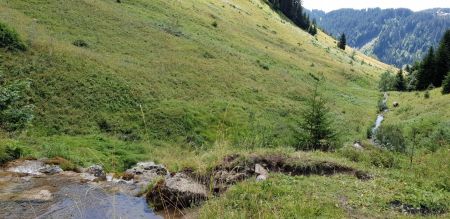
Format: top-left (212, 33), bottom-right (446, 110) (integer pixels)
top-left (416, 47), bottom-right (435, 90)
top-left (394, 69), bottom-right (405, 91)
top-left (443, 72), bottom-right (450, 94)
top-left (434, 30), bottom-right (450, 87)
top-left (405, 65), bottom-right (411, 73)
top-left (296, 79), bottom-right (337, 151)
top-left (338, 33), bottom-right (346, 50)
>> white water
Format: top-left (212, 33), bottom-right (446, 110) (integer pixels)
top-left (371, 92), bottom-right (388, 139)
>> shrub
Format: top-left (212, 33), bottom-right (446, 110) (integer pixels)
top-left (211, 21), bottom-right (218, 28)
top-left (368, 149), bottom-right (398, 168)
top-left (378, 71), bottom-right (396, 91)
top-left (0, 22), bottom-right (27, 51)
top-left (72, 39), bottom-right (89, 48)
top-left (0, 144), bottom-right (23, 164)
top-left (375, 124), bottom-right (406, 153)
top-left (0, 74), bottom-right (34, 131)
top-left (257, 60), bottom-right (269, 70)
top-left (424, 90), bottom-right (430, 99)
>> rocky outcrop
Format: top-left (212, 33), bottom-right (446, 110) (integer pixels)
top-left (147, 173), bottom-right (208, 210)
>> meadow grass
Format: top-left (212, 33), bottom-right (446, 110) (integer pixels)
top-left (0, 0), bottom-right (448, 218)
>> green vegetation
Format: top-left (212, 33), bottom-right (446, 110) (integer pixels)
top-left (0, 22), bottom-right (26, 51)
top-left (294, 79), bottom-right (338, 151)
top-left (0, 0), bottom-right (448, 218)
top-left (309, 8), bottom-right (450, 67)
top-left (267, 0), bottom-right (318, 36)
top-left (393, 69), bottom-right (405, 91)
top-left (0, 72), bottom-right (34, 132)
top-left (413, 30), bottom-right (450, 90)
top-left (378, 71), bottom-right (395, 91)
top-left (443, 72), bottom-right (450, 94)
top-left (338, 33), bottom-right (346, 50)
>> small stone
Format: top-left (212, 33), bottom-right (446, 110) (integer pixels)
top-left (255, 164), bottom-right (269, 176)
top-left (39, 165), bottom-right (63, 175)
top-left (353, 141), bottom-right (363, 150)
top-left (256, 174), bottom-right (268, 181)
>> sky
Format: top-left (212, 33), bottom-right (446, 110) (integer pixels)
top-left (303, 0), bottom-right (450, 12)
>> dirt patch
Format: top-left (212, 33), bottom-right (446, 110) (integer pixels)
top-left (143, 153), bottom-right (373, 213)
top-left (181, 153), bottom-right (373, 196)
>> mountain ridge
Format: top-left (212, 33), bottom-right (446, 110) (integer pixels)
top-left (309, 7), bottom-right (450, 67)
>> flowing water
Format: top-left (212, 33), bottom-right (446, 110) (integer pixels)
top-left (0, 161), bottom-right (161, 219)
top-left (371, 92), bottom-right (388, 140)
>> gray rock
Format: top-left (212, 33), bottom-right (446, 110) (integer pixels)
top-left (39, 165), bottom-right (63, 175)
top-left (255, 164), bottom-right (269, 176)
top-left (86, 164), bottom-right (106, 179)
top-left (255, 164), bottom-right (269, 181)
top-left (256, 174), bottom-right (268, 181)
top-left (353, 141), bottom-right (364, 150)
top-left (147, 173), bottom-right (208, 210)
top-left (127, 162), bottom-right (167, 176)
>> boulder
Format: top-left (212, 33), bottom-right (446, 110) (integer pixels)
top-left (127, 162), bottom-right (168, 176)
top-left (147, 173), bottom-right (208, 210)
top-left (118, 161), bottom-right (169, 195)
top-left (86, 165), bottom-right (106, 177)
top-left (82, 164), bottom-right (106, 181)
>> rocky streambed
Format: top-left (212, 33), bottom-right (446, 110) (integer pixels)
top-left (0, 159), bottom-right (161, 219)
top-left (0, 154), bottom-right (373, 219)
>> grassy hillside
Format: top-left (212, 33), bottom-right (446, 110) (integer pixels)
top-left (0, 0), bottom-right (393, 150)
top-left (1, 1), bottom-right (449, 218)
top-left (385, 89), bottom-right (450, 151)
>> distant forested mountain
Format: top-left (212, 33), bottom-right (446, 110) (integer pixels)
top-left (309, 8), bottom-right (450, 67)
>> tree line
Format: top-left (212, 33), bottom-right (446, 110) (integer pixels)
top-left (380, 30), bottom-right (450, 94)
top-left (267, 0), bottom-right (317, 36)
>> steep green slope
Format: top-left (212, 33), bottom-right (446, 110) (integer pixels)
top-left (0, 0), bottom-right (392, 150)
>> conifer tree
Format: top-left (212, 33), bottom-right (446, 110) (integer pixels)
top-left (296, 78), bottom-right (337, 151)
top-left (405, 65), bottom-right (411, 73)
top-left (416, 47), bottom-right (435, 90)
top-left (442, 72), bottom-right (450, 94)
top-left (434, 30), bottom-right (450, 87)
top-left (394, 69), bottom-right (405, 91)
top-left (338, 33), bottom-right (346, 50)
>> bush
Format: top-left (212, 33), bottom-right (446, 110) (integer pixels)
top-left (375, 124), bottom-right (406, 153)
top-left (72, 39), bottom-right (89, 48)
top-left (0, 144), bottom-right (24, 164)
top-left (211, 21), bottom-right (218, 28)
top-left (368, 149), bottom-right (398, 168)
top-left (0, 22), bottom-right (27, 51)
top-left (339, 147), bottom-right (398, 168)
top-left (424, 90), bottom-right (430, 99)
top-left (378, 71), bottom-right (395, 91)
top-left (0, 74), bottom-right (34, 131)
